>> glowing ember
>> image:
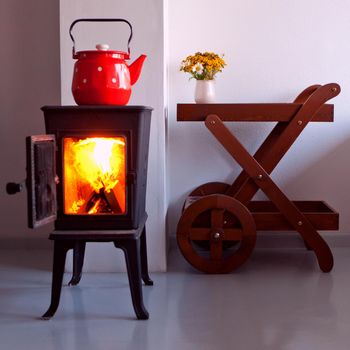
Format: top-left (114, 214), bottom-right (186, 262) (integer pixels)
top-left (63, 137), bottom-right (126, 215)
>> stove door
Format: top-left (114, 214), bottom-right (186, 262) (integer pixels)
top-left (26, 135), bottom-right (57, 228)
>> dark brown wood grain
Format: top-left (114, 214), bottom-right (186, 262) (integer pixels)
top-left (177, 103), bottom-right (334, 122)
top-left (184, 198), bottom-right (338, 231)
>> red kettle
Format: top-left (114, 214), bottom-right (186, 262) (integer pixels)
top-left (70, 18), bottom-right (146, 105)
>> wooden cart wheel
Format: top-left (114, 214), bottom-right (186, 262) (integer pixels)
top-left (177, 194), bottom-right (256, 274)
top-left (182, 182), bottom-right (230, 213)
top-left (183, 182), bottom-right (238, 250)
top-left (189, 182), bottom-right (230, 197)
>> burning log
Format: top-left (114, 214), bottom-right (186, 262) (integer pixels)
top-left (85, 187), bottom-right (122, 214)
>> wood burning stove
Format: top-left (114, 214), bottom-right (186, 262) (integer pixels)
top-left (16, 105), bottom-right (152, 230)
top-left (7, 105), bottom-right (153, 319)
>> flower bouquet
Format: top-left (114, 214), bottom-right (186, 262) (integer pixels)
top-left (180, 52), bottom-right (226, 103)
top-left (180, 51), bottom-right (226, 80)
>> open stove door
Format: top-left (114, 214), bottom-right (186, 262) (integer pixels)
top-left (26, 135), bottom-right (57, 228)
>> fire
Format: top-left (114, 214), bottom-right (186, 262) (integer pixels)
top-left (63, 137), bottom-right (126, 215)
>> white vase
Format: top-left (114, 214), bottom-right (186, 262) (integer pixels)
top-left (194, 80), bottom-right (215, 103)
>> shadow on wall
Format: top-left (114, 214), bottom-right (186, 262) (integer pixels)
top-left (0, 0), bottom-right (60, 242)
top-left (282, 136), bottom-right (350, 233)
top-left (0, 246), bottom-right (52, 272)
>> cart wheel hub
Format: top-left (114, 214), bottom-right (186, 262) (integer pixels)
top-left (211, 231), bottom-right (222, 241)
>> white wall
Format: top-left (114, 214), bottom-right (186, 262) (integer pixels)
top-left (2, 0), bottom-right (349, 269)
top-left (168, 0), bottom-right (350, 236)
top-left (0, 0), bottom-right (60, 247)
top-left (60, 0), bottom-right (167, 271)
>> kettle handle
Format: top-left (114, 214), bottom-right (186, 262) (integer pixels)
top-left (69, 18), bottom-right (133, 57)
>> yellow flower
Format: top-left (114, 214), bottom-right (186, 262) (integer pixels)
top-left (180, 51), bottom-right (227, 80)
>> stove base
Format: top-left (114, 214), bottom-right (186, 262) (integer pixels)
top-left (42, 215), bottom-right (152, 320)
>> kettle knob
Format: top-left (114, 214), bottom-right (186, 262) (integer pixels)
top-left (96, 43), bottom-right (110, 51)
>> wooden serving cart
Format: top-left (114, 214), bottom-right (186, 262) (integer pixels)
top-left (176, 83), bottom-right (340, 274)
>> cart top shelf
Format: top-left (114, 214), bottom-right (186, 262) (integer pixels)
top-left (177, 103), bottom-right (334, 122)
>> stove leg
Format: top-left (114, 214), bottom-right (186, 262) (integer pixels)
top-left (42, 240), bottom-right (72, 320)
top-left (68, 241), bottom-right (86, 286)
top-left (114, 238), bottom-right (149, 320)
top-left (140, 227), bottom-right (153, 286)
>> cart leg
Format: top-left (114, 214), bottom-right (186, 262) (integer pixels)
top-left (303, 239), bottom-right (312, 251)
top-left (205, 96), bottom-right (338, 272)
top-left (225, 84), bottom-right (340, 204)
top-left (293, 84), bottom-right (321, 103)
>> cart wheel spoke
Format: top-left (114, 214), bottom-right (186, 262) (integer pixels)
top-left (211, 209), bottom-right (224, 229)
top-left (190, 228), bottom-right (243, 241)
top-left (210, 241), bottom-right (223, 260)
top-left (223, 229), bottom-right (243, 240)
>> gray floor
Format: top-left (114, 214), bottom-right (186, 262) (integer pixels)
top-left (1, 246), bottom-right (350, 350)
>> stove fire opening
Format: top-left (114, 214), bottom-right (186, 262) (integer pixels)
top-left (63, 137), bottom-right (126, 215)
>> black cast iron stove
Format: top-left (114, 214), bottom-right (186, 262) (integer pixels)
top-left (7, 105), bottom-right (153, 319)
top-left (9, 105), bottom-right (152, 230)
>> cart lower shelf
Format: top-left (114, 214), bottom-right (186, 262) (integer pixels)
top-left (184, 198), bottom-right (339, 231)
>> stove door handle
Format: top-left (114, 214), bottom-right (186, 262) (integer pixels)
top-left (6, 181), bottom-right (25, 195)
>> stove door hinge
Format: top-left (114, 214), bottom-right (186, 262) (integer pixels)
top-left (127, 172), bottom-right (137, 185)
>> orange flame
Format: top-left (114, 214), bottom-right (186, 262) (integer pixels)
top-left (63, 137), bottom-right (126, 215)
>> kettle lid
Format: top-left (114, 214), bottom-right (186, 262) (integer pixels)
top-left (74, 43), bottom-right (130, 60)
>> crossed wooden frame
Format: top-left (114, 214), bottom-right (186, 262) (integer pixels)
top-left (177, 83), bottom-right (340, 274)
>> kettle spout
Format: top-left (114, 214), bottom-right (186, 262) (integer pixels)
top-left (129, 55), bottom-right (147, 85)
